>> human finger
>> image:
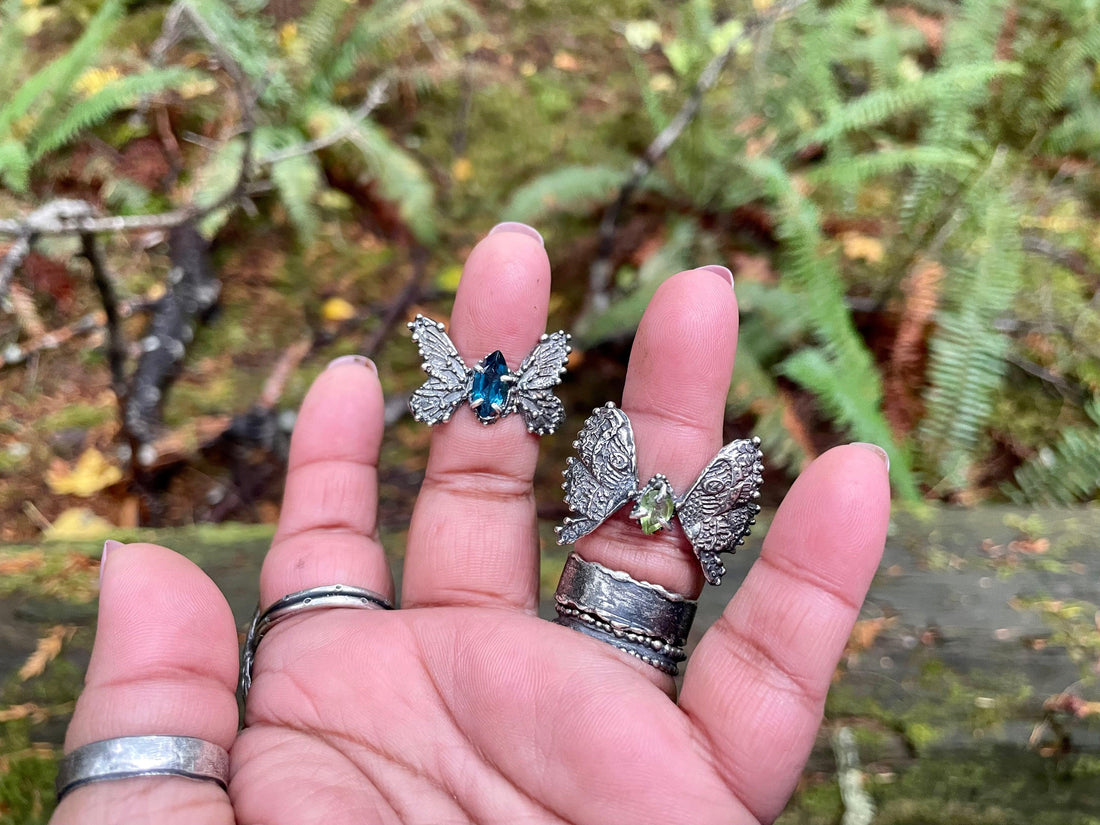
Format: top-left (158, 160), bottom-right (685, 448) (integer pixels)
top-left (260, 356), bottom-right (392, 609)
top-left (52, 542), bottom-right (239, 824)
top-left (402, 223), bottom-right (552, 612)
top-left (572, 266), bottom-right (739, 599)
top-left (678, 444), bottom-right (890, 823)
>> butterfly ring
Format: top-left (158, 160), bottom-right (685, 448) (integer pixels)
top-left (556, 403), bottom-right (764, 586)
top-left (407, 314), bottom-right (572, 435)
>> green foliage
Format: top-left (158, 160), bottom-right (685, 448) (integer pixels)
top-left (1010, 399), bottom-right (1100, 505)
top-left (508, 0), bottom-right (1100, 503)
top-left (505, 164), bottom-right (630, 224)
top-left (182, 0), bottom-right (480, 243)
top-left (0, 0), bottom-right (196, 192)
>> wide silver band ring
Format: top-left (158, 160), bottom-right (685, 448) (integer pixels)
top-left (240, 584), bottom-right (394, 700)
top-left (55, 735), bottom-right (229, 801)
top-left (552, 553), bottom-right (697, 675)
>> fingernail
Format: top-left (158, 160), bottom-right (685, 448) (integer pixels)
top-left (325, 354), bottom-right (376, 373)
top-left (100, 539), bottom-right (123, 585)
top-left (488, 221), bottom-right (544, 247)
top-left (851, 442), bottom-right (890, 472)
top-left (699, 265), bottom-right (734, 289)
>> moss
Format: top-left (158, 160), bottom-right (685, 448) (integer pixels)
top-left (36, 404), bottom-right (114, 433)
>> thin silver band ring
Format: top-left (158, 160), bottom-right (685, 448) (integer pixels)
top-left (239, 583), bottom-right (394, 700)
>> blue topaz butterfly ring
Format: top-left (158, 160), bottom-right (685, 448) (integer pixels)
top-left (240, 584), bottom-right (394, 701)
top-left (553, 553), bottom-right (697, 675)
top-left (556, 402), bottom-right (764, 586)
top-left (407, 314), bottom-right (571, 435)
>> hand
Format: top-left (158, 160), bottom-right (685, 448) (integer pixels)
top-left (53, 225), bottom-right (890, 825)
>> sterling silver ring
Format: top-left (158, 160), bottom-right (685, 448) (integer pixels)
top-left (240, 584), bottom-right (394, 700)
top-left (552, 553), bottom-right (697, 675)
top-left (55, 735), bottom-right (229, 801)
top-left (556, 402), bottom-right (764, 586)
top-left (407, 314), bottom-right (571, 435)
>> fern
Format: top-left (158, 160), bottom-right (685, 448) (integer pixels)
top-left (30, 68), bottom-right (196, 161)
top-left (0, 0), bottom-right (24, 84)
top-left (1010, 399), bottom-right (1100, 504)
top-left (741, 155), bottom-right (919, 499)
top-left (806, 146), bottom-right (978, 190)
top-left (505, 165), bottom-right (630, 225)
top-left (253, 125), bottom-right (325, 240)
top-left (799, 61), bottom-right (1021, 152)
top-left (0, 139), bottom-right (30, 191)
top-left (919, 182), bottom-right (1022, 492)
top-left (0, 0), bottom-right (123, 140)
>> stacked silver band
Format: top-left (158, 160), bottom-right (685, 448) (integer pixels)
top-left (552, 553), bottom-right (697, 675)
top-left (55, 735), bottom-right (229, 801)
top-left (240, 584), bottom-right (394, 700)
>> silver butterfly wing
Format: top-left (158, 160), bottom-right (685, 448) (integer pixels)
top-left (511, 330), bottom-right (571, 435)
top-left (556, 403), bottom-right (638, 545)
top-left (676, 438), bottom-right (764, 586)
top-left (407, 314), bottom-right (471, 425)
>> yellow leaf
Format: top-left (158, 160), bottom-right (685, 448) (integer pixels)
top-left (435, 264), bottom-right (464, 292)
top-left (19, 626), bottom-right (73, 681)
top-left (44, 507), bottom-right (115, 541)
top-left (45, 448), bottom-right (123, 497)
top-left (279, 22), bottom-right (299, 51)
top-left (452, 157), bottom-right (473, 182)
top-left (321, 297), bottom-right (356, 322)
top-left (73, 67), bottom-right (122, 98)
top-left (520, 60), bottom-right (538, 77)
top-left (841, 232), bottom-right (885, 264)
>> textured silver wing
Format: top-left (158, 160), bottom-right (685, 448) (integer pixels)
top-left (556, 403), bottom-right (639, 545)
top-left (511, 330), bottom-right (571, 435)
top-left (676, 438), bottom-right (764, 586)
top-left (407, 314), bottom-right (471, 425)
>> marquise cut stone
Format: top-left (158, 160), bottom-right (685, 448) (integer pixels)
top-left (470, 350), bottom-right (510, 422)
top-left (631, 476), bottom-right (676, 535)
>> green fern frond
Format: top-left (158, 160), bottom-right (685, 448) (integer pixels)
top-left (801, 61), bottom-right (1021, 151)
top-left (0, 138), bottom-right (30, 192)
top-left (505, 165), bottom-right (630, 225)
top-left (0, 0), bottom-right (123, 140)
top-left (740, 155), bottom-right (918, 499)
top-left (252, 125), bottom-right (325, 239)
top-left (314, 0), bottom-right (480, 97)
top-left (806, 146), bottom-right (978, 189)
top-left (1009, 399), bottom-right (1100, 504)
top-left (192, 136), bottom-right (246, 239)
top-left (347, 117), bottom-right (436, 243)
top-left (299, 0), bottom-right (352, 67)
top-left (30, 68), bottom-right (197, 162)
top-left (919, 185), bottom-right (1021, 492)
top-left (0, 0), bottom-right (25, 84)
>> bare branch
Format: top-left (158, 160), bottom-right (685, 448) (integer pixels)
top-left (82, 233), bottom-right (129, 398)
top-left (585, 0), bottom-right (809, 316)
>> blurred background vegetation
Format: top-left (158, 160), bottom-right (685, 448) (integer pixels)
top-left (2, 0), bottom-right (1100, 821)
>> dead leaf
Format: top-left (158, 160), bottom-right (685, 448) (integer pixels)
top-left (552, 51), bottom-right (579, 71)
top-left (0, 703), bottom-right (45, 723)
top-left (840, 232), bottom-right (885, 264)
top-left (18, 626), bottom-right (75, 681)
top-left (0, 549), bottom-right (44, 576)
top-left (847, 616), bottom-right (896, 654)
top-left (452, 157), bottom-right (473, 182)
top-left (45, 448), bottom-right (123, 497)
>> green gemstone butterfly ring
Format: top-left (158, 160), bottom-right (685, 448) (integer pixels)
top-left (407, 314), bottom-right (572, 435)
top-left (556, 402), bottom-right (764, 586)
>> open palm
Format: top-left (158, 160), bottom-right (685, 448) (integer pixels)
top-left (54, 226), bottom-right (890, 825)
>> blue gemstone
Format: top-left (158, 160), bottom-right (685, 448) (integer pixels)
top-left (470, 350), bottom-right (510, 422)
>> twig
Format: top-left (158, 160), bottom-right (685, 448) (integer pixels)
top-left (258, 338), bottom-right (311, 409)
top-left (0, 235), bottom-right (33, 298)
top-left (361, 244), bottom-right (427, 358)
top-left (584, 0), bottom-right (808, 316)
top-left (1022, 231), bottom-right (1099, 283)
top-left (260, 78), bottom-right (390, 166)
top-left (81, 234), bottom-right (128, 398)
top-left (0, 297), bottom-right (154, 369)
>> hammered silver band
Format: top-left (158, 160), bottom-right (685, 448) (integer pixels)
top-left (552, 553), bottom-right (697, 675)
top-left (55, 735), bottom-right (229, 801)
top-left (240, 584), bottom-right (394, 700)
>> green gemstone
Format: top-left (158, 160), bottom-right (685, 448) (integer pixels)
top-left (635, 480), bottom-right (675, 534)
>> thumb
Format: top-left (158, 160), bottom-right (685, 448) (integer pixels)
top-left (51, 542), bottom-right (239, 824)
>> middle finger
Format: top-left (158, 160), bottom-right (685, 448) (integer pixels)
top-left (402, 224), bottom-right (552, 612)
